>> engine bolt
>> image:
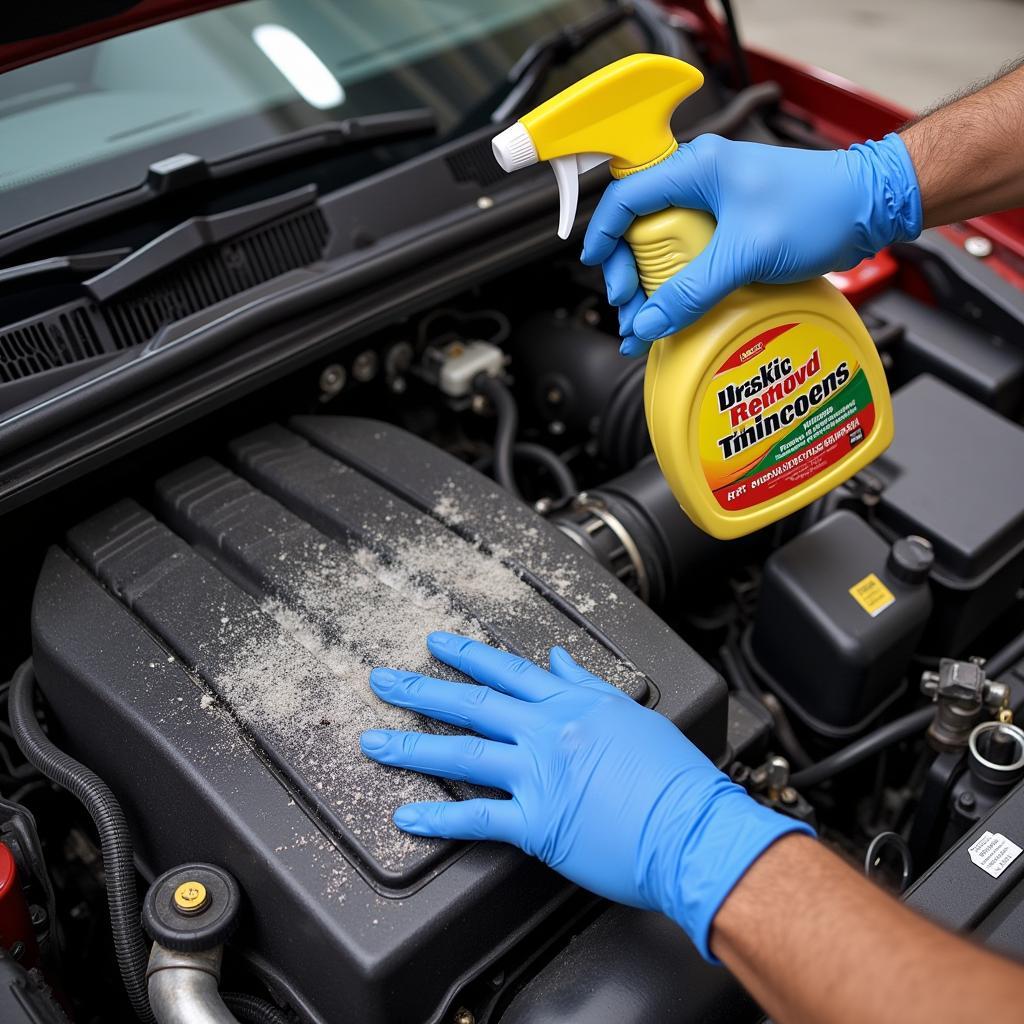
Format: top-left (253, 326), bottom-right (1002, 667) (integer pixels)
top-left (476, 196), bottom-right (494, 210)
top-left (454, 1009), bottom-right (475, 1024)
top-left (964, 235), bottom-right (993, 258)
top-left (780, 786), bottom-right (798, 806)
top-left (318, 364), bottom-right (346, 399)
top-left (766, 755), bottom-right (790, 790)
top-left (958, 791), bottom-right (976, 810)
top-left (352, 350), bottom-right (379, 383)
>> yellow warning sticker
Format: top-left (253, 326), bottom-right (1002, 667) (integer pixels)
top-left (848, 573), bottom-right (895, 617)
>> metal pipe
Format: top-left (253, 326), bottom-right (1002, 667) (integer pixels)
top-left (147, 945), bottom-right (240, 1024)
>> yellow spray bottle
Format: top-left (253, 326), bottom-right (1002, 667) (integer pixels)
top-left (492, 54), bottom-right (893, 540)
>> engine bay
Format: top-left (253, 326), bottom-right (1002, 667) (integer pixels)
top-left (1, 11), bottom-right (1024, 1023)
top-left (3, 237), bottom-right (1024, 1022)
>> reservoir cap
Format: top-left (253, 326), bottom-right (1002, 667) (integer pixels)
top-left (143, 862), bottom-right (240, 952)
top-left (888, 535), bottom-right (935, 585)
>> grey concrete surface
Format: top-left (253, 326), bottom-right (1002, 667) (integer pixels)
top-left (735, 0), bottom-right (1024, 114)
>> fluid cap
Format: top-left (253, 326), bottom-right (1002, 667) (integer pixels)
top-left (887, 535), bottom-right (934, 585)
top-left (143, 863), bottom-right (240, 952)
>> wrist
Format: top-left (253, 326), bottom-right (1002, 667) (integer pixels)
top-left (640, 774), bottom-right (815, 961)
top-left (850, 132), bottom-right (924, 250)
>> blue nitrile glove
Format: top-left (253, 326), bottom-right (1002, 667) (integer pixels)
top-left (360, 633), bottom-right (813, 960)
top-left (581, 132), bottom-right (922, 356)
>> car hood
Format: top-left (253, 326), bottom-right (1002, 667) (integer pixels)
top-left (0, 1), bottom-right (239, 73)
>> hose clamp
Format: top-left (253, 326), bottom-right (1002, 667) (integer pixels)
top-left (571, 493), bottom-right (650, 604)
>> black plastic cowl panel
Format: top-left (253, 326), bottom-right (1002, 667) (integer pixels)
top-left (31, 417), bottom-right (725, 1023)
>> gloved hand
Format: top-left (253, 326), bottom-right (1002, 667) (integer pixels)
top-left (360, 633), bottom-right (813, 959)
top-left (581, 132), bottom-right (922, 356)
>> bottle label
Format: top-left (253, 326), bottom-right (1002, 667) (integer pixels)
top-left (700, 322), bottom-right (875, 511)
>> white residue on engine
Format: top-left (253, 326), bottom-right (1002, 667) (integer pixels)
top-left (195, 472), bottom-right (643, 875)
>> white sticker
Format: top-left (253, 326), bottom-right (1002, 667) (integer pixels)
top-left (968, 831), bottom-right (1023, 878)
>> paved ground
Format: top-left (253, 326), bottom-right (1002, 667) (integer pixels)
top-left (736, 0), bottom-right (1024, 114)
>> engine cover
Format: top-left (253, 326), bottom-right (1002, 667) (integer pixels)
top-left (31, 417), bottom-right (724, 1023)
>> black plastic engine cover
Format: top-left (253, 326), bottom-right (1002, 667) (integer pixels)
top-left (31, 417), bottom-right (725, 1024)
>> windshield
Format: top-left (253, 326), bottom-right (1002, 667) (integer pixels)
top-left (0, 0), bottom-right (651, 233)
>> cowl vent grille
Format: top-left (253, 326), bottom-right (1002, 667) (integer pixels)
top-left (445, 138), bottom-right (507, 188)
top-left (0, 303), bottom-right (104, 384)
top-left (0, 204), bottom-right (329, 390)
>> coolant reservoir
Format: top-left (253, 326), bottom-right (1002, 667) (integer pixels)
top-left (750, 511), bottom-right (933, 737)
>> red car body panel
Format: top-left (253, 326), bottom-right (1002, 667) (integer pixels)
top-left (0, 2), bottom-right (239, 74)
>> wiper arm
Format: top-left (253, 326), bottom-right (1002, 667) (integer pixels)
top-left (490, 3), bottom-right (631, 123)
top-left (0, 108), bottom-right (437, 263)
top-left (0, 249), bottom-right (130, 298)
top-left (147, 108), bottom-right (437, 194)
top-left (84, 186), bottom-right (318, 305)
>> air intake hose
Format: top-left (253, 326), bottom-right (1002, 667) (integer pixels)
top-left (554, 456), bottom-right (762, 607)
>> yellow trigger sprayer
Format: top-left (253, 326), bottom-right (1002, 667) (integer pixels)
top-left (492, 54), bottom-right (893, 540)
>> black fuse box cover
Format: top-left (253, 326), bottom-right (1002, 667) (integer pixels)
top-left (871, 375), bottom-right (1024, 652)
top-left (751, 510), bottom-right (931, 736)
top-left (30, 417), bottom-right (725, 1024)
top-left (906, 777), bottom-right (1024, 960)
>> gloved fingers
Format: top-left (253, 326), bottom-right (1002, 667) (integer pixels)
top-left (632, 232), bottom-right (742, 341)
top-left (360, 729), bottom-right (520, 789)
top-left (548, 646), bottom-right (626, 698)
top-left (601, 239), bottom-right (640, 306)
top-left (581, 181), bottom-right (651, 268)
top-left (619, 334), bottom-right (650, 358)
top-left (581, 148), bottom-right (709, 267)
top-left (616, 288), bottom-right (648, 353)
top-left (369, 667), bottom-right (527, 741)
top-left (393, 798), bottom-right (525, 844)
top-left (427, 632), bottom-right (563, 702)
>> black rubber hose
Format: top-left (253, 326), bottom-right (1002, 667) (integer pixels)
top-left (473, 374), bottom-right (520, 498)
top-left (680, 81), bottom-right (782, 142)
top-left (790, 706), bottom-right (935, 790)
top-left (983, 630), bottom-right (1024, 680)
top-left (597, 360), bottom-right (647, 473)
top-left (8, 662), bottom-right (153, 1024)
top-left (718, 0), bottom-right (752, 90)
top-left (512, 442), bottom-right (577, 500)
top-left (223, 992), bottom-right (292, 1024)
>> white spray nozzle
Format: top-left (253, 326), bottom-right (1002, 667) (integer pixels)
top-left (491, 122), bottom-right (538, 172)
top-left (492, 123), bottom-right (609, 240)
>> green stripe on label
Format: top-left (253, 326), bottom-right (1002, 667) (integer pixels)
top-left (743, 368), bottom-right (873, 478)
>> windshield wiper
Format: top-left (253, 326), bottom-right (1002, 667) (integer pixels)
top-left (0, 108), bottom-right (437, 263)
top-left (147, 108), bottom-right (437, 194)
top-left (490, 2), bottom-right (631, 123)
top-left (0, 249), bottom-right (130, 297)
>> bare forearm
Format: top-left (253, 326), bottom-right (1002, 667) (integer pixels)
top-left (900, 60), bottom-right (1024, 227)
top-left (710, 834), bottom-right (1023, 1024)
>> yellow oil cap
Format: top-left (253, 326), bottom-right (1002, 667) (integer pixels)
top-left (173, 880), bottom-right (210, 915)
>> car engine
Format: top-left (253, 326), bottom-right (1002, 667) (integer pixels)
top-left (6, 247), bottom-right (1024, 1021)
top-left (1, 13), bottom-right (1024, 1024)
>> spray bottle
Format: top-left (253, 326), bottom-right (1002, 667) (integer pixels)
top-left (492, 54), bottom-right (893, 540)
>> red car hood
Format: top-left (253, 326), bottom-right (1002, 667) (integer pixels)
top-left (0, 1), bottom-right (239, 74)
